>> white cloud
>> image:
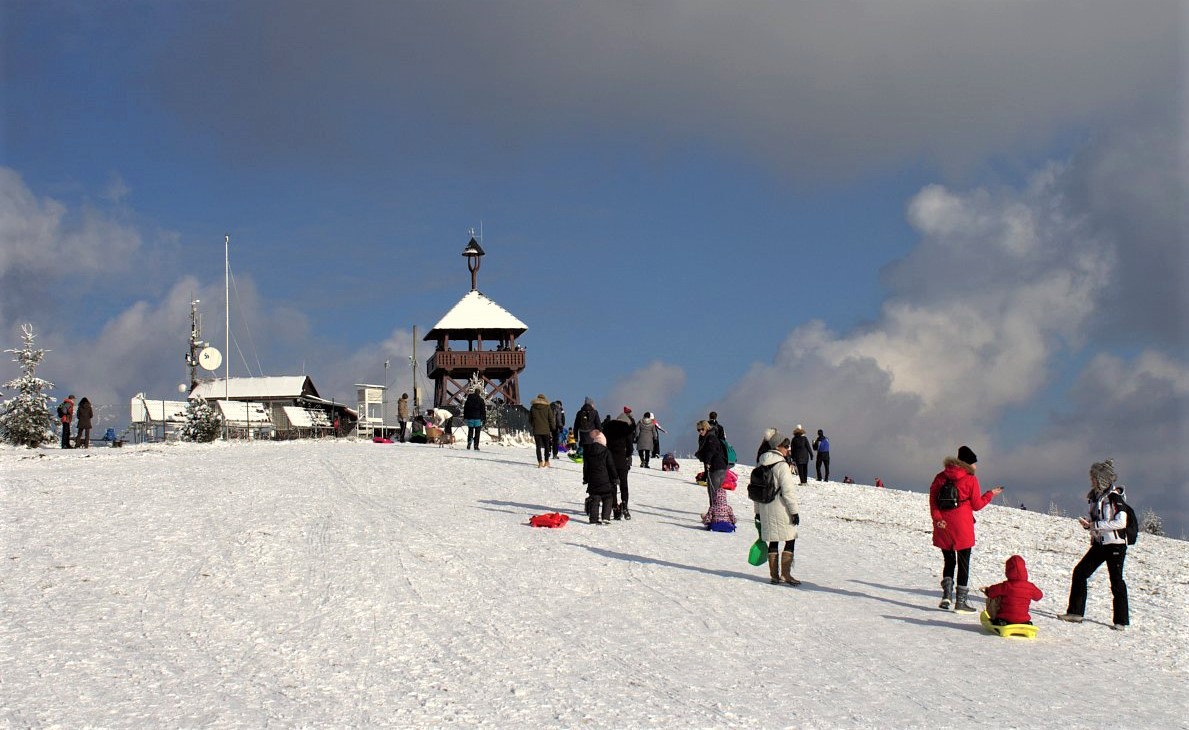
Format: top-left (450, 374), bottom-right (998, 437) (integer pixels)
top-left (607, 361), bottom-right (687, 422)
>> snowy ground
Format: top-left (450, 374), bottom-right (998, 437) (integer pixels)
top-left (2, 439), bottom-right (1187, 729)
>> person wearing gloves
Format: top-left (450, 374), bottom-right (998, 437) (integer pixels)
top-left (1058, 459), bottom-right (1130, 630)
top-left (929, 445), bottom-right (1004, 612)
top-left (752, 430), bottom-right (802, 586)
top-left (981, 555), bottom-right (1044, 625)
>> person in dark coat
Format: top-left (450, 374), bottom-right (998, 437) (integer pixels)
top-left (812, 428), bottom-right (830, 481)
top-left (550, 400), bottom-right (565, 458)
top-left (529, 394), bottom-right (554, 468)
top-left (572, 398), bottom-right (601, 454)
top-left (695, 419), bottom-right (728, 512)
top-left (601, 412), bottom-right (635, 520)
top-left (58, 394), bottom-right (75, 449)
top-left (75, 397), bottom-right (94, 449)
top-left (582, 430), bottom-right (619, 525)
top-left (929, 445), bottom-right (1003, 612)
top-left (789, 426), bottom-right (813, 485)
top-left (463, 389), bottom-right (487, 450)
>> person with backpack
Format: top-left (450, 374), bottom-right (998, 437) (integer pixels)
top-left (751, 430), bottom-right (802, 585)
top-left (57, 395), bottom-right (75, 449)
top-left (812, 429), bottom-right (830, 481)
top-left (695, 419), bottom-right (729, 513)
top-left (790, 425), bottom-right (813, 485)
top-left (75, 397), bottom-right (94, 449)
top-left (929, 445), bottom-right (1004, 612)
top-left (1058, 459), bottom-right (1131, 630)
top-left (463, 388), bottom-right (487, 450)
top-left (573, 398), bottom-right (601, 455)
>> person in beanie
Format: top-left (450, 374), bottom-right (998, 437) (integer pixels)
top-left (981, 555), bottom-right (1043, 625)
top-left (928, 445), bottom-right (1003, 612)
top-left (752, 430), bottom-right (802, 585)
top-left (463, 387), bottom-right (486, 450)
top-left (790, 425), bottom-right (813, 485)
top-left (1058, 459), bottom-right (1130, 630)
top-left (529, 394), bottom-right (554, 467)
top-left (582, 430), bottom-right (619, 525)
top-left (812, 429), bottom-right (830, 481)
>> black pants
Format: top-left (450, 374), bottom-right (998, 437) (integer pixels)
top-left (398, 420), bottom-right (407, 442)
top-left (60, 421), bottom-right (72, 449)
top-left (534, 434), bottom-right (551, 463)
top-left (1067, 542), bottom-right (1129, 625)
top-left (588, 493), bottom-right (614, 521)
top-left (550, 429), bottom-right (560, 458)
top-left (617, 467), bottom-right (630, 506)
top-left (467, 425), bottom-right (482, 449)
top-left (816, 452), bottom-right (830, 481)
top-left (767, 540), bottom-right (795, 555)
top-left (638, 449), bottom-right (651, 467)
top-left (795, 461), bottom-right (809, 485)
top-left (942, 548), bottom-right (972, 587)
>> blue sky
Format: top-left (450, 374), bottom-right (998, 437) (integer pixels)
top-left (2, 1), bottom-right (1185, 533)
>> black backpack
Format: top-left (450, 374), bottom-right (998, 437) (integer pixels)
top-left (937, 478), bottom-right (960, 510)
top-left (56, 402), bottom-right (68, 418)
top-left (575, 409), bottom-right (594, 432)
top-left (747, 462), bottom-right (781, 504)
top-left (1111, 493), bottom-right (1139, 545)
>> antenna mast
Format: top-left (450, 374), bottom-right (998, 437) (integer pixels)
top-left (184, 299), bottom-right (208, 392)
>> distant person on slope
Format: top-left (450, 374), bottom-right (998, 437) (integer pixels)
top-left (582, 430), bottom-right (619, 525)
top-left (529, 394), bottom-right (554, 468)
top-left (75, 396), bottom-right (94, 449)
top-left (634, 412), bottom-right (666, 468)
top-left (397, 393), bottom-right (410, 443)
top-left (790, 425), bottom-right (813, 485)
top-left (812, 429), bottom-right (830, 481)
top-left (695, 419), bottom-right (729, 513)
top-left (550, 400), bottom-right (565, 458)
top-left (463, 388), bottom-right (487, 451)
top-left (572, 398), bottom-right (601, 455)
top-left (1058, 459), bottom-right (1130, 630)
top-left (601, 412), bottom-right (636, 520)
top-left (752, 430), bottom-right (802, 585)
top-left (929, 446), bottom-right (1004, 612)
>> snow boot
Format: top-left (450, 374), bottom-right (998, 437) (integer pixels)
top-left (767, 553), bottom-right (781, 584)
top-left (939, 577), bottom-right (954, 610)
top-left (612, 504), bottom-right (623, 521)
top-left (780, 551), bottom-right (801, 586)
top-left (953, 586), bottom-right (976, 614)
top-left (1056, 613), bottom-right (1084, 623)
top-left (620, 503), bottom-right (631, 520)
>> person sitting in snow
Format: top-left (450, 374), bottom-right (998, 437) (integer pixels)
top-left (702, 483), bottom-right (737, 531)
top-left (981, 554), bottom-right (1044, 625)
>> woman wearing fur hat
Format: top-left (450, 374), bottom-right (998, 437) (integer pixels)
top-left (529, 394), bottom-right (554, 467)
top-left (928, 445), bottom-right (1004, 612)
top-left (790, 426), bottom-right (813, 485)
top-left (601, 412), bottom-right (636, 519)
top-left (753, 430), bottom-right (802, 585)
top-left (1058, 459), bottom-right (1130, 630)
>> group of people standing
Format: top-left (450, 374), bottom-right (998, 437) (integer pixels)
top-left (56, 394), bottom-right (94, 449)
top-left (928, 446), bottom-right (1131, 629)
top-left (577, 398), bottom-right (669, 524)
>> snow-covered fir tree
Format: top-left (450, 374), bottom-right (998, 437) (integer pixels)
top-left (179, 398), bottom-right (222, 442)
top-left (0, 324), bottom-right (56, 448)
top-left (1140, 507), bottom-right (1166, 537)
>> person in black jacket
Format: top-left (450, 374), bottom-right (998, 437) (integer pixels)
top-left (582, 430), bottom-right (619, 525)
top-left (695, 419), bottom-right (728, 512)
top-left (550, 400), bottom-right (565, 458)
top-left (790, 426), bottom-right (813, 485)
top-left (463, 388), bottom-right (487, 450)
top-left (573, 398), bottom-right (601, 454)
top-left (602, 412), bottom-right (636, 520)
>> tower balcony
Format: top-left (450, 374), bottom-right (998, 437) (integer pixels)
top-left (427, 349), bottom-right (525, 376)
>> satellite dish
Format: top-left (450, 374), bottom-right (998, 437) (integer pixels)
top-left (178, 383), bottom-right (188, 394)
top-left (198, 346), bottom-right (223, 371)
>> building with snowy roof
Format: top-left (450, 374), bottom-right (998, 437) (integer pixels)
top-left (189, 375), bottom-right (355, 438)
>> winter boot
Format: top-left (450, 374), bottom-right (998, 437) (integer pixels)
top-left (780, 551), bottom-right (801, 586)
top-left (612, 504), bottom-right (623, 521)
top-left (767, 553), bottom-right (781, 584)
top-left (939, 577), bottom-right (954, 610)
top-left (620, 503), bottom-right (631, 520)
top-left (953, 586), bottom-right (976, 614)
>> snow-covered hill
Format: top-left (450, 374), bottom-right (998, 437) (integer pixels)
top-left (3, 440), bottom-right (1186, 728)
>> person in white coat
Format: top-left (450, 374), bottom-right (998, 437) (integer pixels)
top-left (1058, 459), bottom-right (1130, 629)
top-left (752, 430), bottom-right (802, 586)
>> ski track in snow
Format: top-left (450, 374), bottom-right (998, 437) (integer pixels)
top-left (2, 439), bottom-right (1187, 729)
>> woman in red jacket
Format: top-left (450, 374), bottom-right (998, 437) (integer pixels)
top-left (929, 446), bottom-right (1003, 612)
top-left (982, 555), bottom-right (1043, 625)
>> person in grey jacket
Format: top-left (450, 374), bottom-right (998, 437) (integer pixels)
top-left (752, 430), bottom-right (802, 585)
top-left (1058, 459), bottom-right (1130, 629)
top-left (634, 412), bottom-right (666, 468)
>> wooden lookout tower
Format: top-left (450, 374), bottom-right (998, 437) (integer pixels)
top-left (424, 238), bottom-right (529, 409)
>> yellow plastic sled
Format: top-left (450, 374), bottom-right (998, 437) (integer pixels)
top-left (980, 610), bottom-right (1038, 639)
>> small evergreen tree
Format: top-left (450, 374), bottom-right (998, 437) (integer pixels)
top-left (179, 398), bottom-right (223, 442)
top-left (1140, 507), bottom-right (1165, 537)
top-left (0, 324), bottom-right (56, 448)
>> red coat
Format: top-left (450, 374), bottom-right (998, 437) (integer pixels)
top-left (929, 457), bottom-right (995, 550)
top-left (984, 555), bottom-right (1043, 624)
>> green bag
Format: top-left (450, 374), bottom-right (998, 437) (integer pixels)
top-left (747, 515), bottom-right (766, 566)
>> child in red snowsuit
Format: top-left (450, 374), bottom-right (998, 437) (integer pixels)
top-left (981, 554), bottom-right (1044, 625)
